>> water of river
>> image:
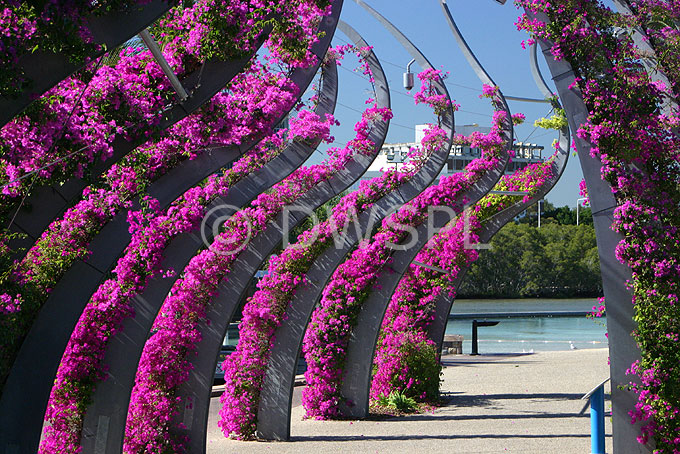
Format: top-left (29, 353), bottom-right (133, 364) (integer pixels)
top-left (217, 298), bottom-right (607, 380)
top-left (446, 298), bottom-right (608, 354)
top-left (223, 298), bottom-right (607, 353)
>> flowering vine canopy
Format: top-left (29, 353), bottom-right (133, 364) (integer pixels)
top-left (0, 0), bottom-right (678, 453)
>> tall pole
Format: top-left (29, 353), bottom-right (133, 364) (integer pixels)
top-left (591, 386), bottom-right (606, 454)
top-left (577, 197), bottom-right (588, 226)
top-left (471, 320), bottom-right (479, 355)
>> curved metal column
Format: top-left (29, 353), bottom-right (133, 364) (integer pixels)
top-left (0, 14), bottom-right (340, 454)
top-left (525, 9), bottom-right (646, 453)
top-left (530, 41), bottom-right (555, 100)
top-left (339, 160), bottom-right (507, 419)
top-left (171, 154), bottom-right (384, 451)
top-left (0, 0), bottom-right (175, 128)
top-left (440, 0), bottom-right (504, 90)
top-left (255, 16), bottom-right (456, 440)
top-left (6, 27), bottom-right (270, 267)
top-left (77, 87), bottom-right (338, 454)
top-left (330, 0), bottom-right (512, 419)
top-left (428, 44), bottom-right (570, 350)
top-left (168, 18), bottom-right (390, 451)
top-left (76, 16), bottom-right (342, 454)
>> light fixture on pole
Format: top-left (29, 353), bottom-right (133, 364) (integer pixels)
top-left (576, 197), bottom-right (589, 225)
top-left (403, 58), bottom-right (416, 90)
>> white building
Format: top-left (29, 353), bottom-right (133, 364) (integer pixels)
top-left (353, 124), bottom-right (544, 189)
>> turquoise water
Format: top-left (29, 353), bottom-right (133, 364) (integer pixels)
top-left (223, 298), bottom-right (608, 353)
top-left (446, 298), bottom-right (608, 354)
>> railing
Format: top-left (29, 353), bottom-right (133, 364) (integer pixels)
top-left (581, 377), bottom-right (610, 454)
top-left (449, 311), bottom-right (593, 319)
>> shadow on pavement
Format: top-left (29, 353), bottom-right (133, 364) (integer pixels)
top-left (368, 411), bottom-right (590, 423)
top-left (441, 353), bottom-right (536, 367)
top-left (290, 433), bottom-right (601, 442)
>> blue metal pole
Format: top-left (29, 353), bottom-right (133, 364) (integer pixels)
top-left (591, 385), bottom-right (606, 454)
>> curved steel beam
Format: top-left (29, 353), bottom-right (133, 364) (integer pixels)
top-left (351, 0), bottom-right (457, 204)
top-left (256, 14), bottom-right (457, 439)
top-left (504, 95), bottom-right (550, 103)
top-left (6, 23), bottom-right (270, 268)
top-left (429, 40), bottom-right (568, 351)
top-left (0, 10), bottom-right (340, 454)
top-left (428, 47), bottom-right (569, 351)
top-left (74, 5), bottom-right (343, 454)
top-left (328, 0), bottom-right (512, 419)
top-left (531, 42), bottom-right (554, 99)
top-left (0, 0), bottom-right (175, 128)
top-left (524, 8), bottom-right (645, 453)
top-left (440, 0), bottom-right (498, 86)
top-left (439, 0), bottom-right (510, 105)
top-left (167, 16), bottom-right (392, 450)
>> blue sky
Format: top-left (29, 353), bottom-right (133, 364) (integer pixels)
top-left (314, 0), bottom-right (587, 208)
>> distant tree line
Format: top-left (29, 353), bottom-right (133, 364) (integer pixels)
top-left (279, 196), bottom-right (602, 299)
top-left (457, 202), bottom-right (603, 298)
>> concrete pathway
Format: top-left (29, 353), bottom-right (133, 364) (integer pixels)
top-left (207, 348), bottom-right (613, 453)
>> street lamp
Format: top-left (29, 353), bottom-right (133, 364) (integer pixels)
top-left (576, 197), bottom-right (589, 225)
top-left (537, 199), bottom-right (543, 228)
top-left (403, 58), bottom-right (416, 90)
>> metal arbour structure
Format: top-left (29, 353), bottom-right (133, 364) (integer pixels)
top-left (256, 8), bottom-right (458, 437)
top-left (335, 0), bottom-right (514, 420)
top-left (5, 14), bottom-right (267, 269)
top-left (0, 1), bottom-right (645, 454)
top-left (78, 9), bottom-right (347, 454)
top-left (426, 1), bottom-right (571, 363)
top-left (521, 6), bottom-right (647, 453)
top-left (0, 2), bottom-right (343, 451)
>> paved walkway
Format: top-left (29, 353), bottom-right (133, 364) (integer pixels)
top-left (207, 348), bottom-right (612, 453)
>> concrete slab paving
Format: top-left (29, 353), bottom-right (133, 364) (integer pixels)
top-left (207, 348), bottom-right (613, 453)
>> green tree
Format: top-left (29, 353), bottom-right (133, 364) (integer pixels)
top-left (458, 223), bottom-right (537, 297)
top-left (458, 221), bottom-right (602, 298)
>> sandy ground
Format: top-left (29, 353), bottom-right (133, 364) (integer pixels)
top-left (206, 348), bottom-right (612, 453)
